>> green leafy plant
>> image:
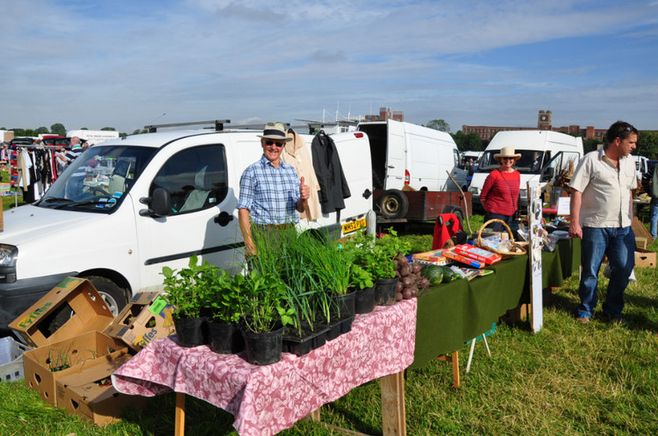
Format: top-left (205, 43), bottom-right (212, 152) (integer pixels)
top-left (206, 269), bottom-right (244, 324)
top-left (241, 270), bottom-right (293, 334)
top-left (349, 264), bottom-right (374, 290)
top-left (344, 229), bottom-right (410, 280)
top-left (161, 255), bottom-right (214, 319)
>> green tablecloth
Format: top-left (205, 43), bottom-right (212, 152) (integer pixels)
top-left (412, 238), bottom-right (580, 369)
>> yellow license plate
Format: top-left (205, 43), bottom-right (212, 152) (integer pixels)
top-left (341, 216), bottom-right (367, 236)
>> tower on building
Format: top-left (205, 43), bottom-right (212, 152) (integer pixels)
top-left (538, 110), bottom-right (552, 130)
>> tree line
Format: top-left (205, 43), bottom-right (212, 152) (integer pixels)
top-left (425, 118), bottom-right (658, 158)
top-left (0, 123), bottom-right (126, 138)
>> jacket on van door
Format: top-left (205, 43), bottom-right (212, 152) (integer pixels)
top-left (311, 132), bottom-right (351, 214)
top-left (283, 129), bottom-right (321, 221)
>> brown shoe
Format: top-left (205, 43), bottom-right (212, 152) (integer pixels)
top-left (576, 316), bottom-right (591, 324)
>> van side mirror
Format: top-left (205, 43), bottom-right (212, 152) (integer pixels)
top-left (139, 187), bottom-right (171, 217)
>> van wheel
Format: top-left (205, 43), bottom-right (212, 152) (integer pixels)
top-left (379, 189), bottom-right (409, 219)
top-left (86, 276), bottom-right (129, 316)
top-left (442, 206), bottom-right (464, 224)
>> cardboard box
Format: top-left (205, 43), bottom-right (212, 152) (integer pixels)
top-left (635, 249), bottom-right (656, 268)
top-left (103, 292), bottom-right (175, 351)
top-left (635, 237), bottom-right (648, 250)
top-left (22, 331), bottom-right (129, 406)
top-left (9, 277), bottom-right (114, 348)
top-left (55, 353), bottom-right (143, 426)
top-left (632, 217), bottom-right (654, 245)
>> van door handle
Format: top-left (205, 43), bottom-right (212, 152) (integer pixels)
top-left (214, 211), bottom-right (234, 226)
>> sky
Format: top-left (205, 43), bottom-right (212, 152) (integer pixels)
top-left (2, 0), bottom-right (658, 134)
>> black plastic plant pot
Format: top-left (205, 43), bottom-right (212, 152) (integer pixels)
top-left (325, 320), bottom-right (342, 341)
top-left (355, 287), bottom-right (376, 314)
top-left (311, 327), bottom-right (329, 350)
top-left (375, 278), bottom-right (398, 306)
top-left (283, 332), bottom-right (314, 356)
top-left (283, 325), bottom-right (330, 355)
top-left (208, 320), bottom-right (244, 354)
top-left (173, 316), bottom-right (207, 347)
top-left (332, 291), bottom-right (356, 319)
top-left (242, 327), bottom-right (283, 365)
top-left (340, 315), bottom-right (355, 334)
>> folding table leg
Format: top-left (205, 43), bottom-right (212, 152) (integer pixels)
top-left (465, 338), bottom-right (476, 373)
top-left (310, 408), bottom-right (321, 421)
top-left (175, 393), bottom-right (186, 436)
top-left (380, 371), bottom-right (407, 436)
top-left (451, 351), bottom-right (460, 388)
top-left (483, 334), bottom-right (492, 357)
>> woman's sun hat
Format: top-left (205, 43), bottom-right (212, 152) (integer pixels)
top-left (494, 146), bottom-right (521, 160)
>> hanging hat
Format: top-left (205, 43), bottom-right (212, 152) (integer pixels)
top-left (258, 122), bottom-right (292, 142)
top-left (494, 146), bottom-right (521, 160)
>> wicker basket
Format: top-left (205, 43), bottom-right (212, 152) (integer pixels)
top-left (477, 219), bottom-right (527, 256)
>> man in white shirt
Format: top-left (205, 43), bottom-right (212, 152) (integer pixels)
top-left (569, 121), bottom-right (638, 324)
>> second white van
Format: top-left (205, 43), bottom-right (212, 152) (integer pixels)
top-left (468, 130), bottom-right (583, 207)
top-left (357, 119), bottom-right (468, 220)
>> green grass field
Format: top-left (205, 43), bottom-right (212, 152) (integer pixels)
top-left (1, 221), bottom-right (657, 435)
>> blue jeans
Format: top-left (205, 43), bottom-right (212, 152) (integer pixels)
top-left (577, 226), bottom-right (635, 319)
top-left (650, 198), bottom-right (658, 238)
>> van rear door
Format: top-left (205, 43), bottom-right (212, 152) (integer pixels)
top-left (385, 120), bottom-right (406, 189)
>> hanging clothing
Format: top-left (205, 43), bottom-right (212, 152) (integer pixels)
top-left (311, 131), bottom-right (351, 214)
top-left (17, 148), bottom-right (31, 191)
top-left (282, 129), bottom-right (321, 221)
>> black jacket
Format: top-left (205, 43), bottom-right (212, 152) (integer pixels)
top-left (311, 132), bottom-right (351, 214)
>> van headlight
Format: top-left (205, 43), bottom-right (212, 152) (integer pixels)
top-left (0, 245), bottom-right (18, 267)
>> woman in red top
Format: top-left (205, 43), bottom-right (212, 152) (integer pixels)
top-left (480, 146), bottom-right (521, 232)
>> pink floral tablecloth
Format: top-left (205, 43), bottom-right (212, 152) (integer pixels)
top-left (112, 298), bottom-right (417, 436)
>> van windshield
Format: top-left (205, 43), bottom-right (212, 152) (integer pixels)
top-left (37, 145), bottom-right (157, 213)
top-left (478, 149), bottom-right (551, 174)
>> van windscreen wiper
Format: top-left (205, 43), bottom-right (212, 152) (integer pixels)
top-left (50, 198), bottom-right (114, 209)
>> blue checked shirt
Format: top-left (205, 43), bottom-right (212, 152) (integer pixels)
top-left (237, 155), bottom-right (301, 225)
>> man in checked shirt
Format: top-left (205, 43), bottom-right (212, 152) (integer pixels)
top-left (238, 122), bottom-right (310, 256)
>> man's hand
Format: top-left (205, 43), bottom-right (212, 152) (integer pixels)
top-left (569, 221), bottom-right (583, 239)
top-left (300, 176), bottom-right (310, 201)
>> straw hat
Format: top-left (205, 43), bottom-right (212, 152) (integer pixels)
top-left (258, 122), bottom-right (292, 142)
top-left (494, 146), bottom-right (521, 160)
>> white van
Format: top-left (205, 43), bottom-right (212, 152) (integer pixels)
top-left (0, 124), bottom-right (373, 329)
top-left (357, 119), bottom-right (467, 220)
top-left (468, 130), bottom-right (583, 207)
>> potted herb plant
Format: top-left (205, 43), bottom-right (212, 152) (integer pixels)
top-left (204, 270), bottom-right (245, 354)
top-left (371, 229), bottom-right (410, 305)
top-left (240, 270), bottom-right (294, 365)
top-left (350, 264), bottom-right (375, 314)
top-left (250, 227), bottom-right (328, 355)
top-left (161, 256), bottom-right (210, 347)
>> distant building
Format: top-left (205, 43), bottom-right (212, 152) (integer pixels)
top-left (462, 110), bottom-right (606, 142)
top-left (364, 107), bottom-right (404, 122)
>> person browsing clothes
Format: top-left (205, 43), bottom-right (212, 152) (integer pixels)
top-left (237, 122), bottom-right (310, 256)
top-left (480, 146), bottom-right (521, 232)
top-left (569, 120), bottom-right (638, 324)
